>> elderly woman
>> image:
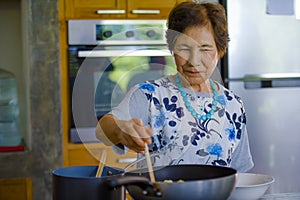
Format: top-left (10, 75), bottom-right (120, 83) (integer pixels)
top-left (96, 1), bottom-right (253, 172)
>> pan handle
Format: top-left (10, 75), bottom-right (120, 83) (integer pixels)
top-left (106, 176), bottom-right (152, 189)
top-left (106, 176), bottom-right (163, 197)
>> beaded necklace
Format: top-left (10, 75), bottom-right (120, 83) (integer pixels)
top-left (175, 73), bottom-right (218, 121)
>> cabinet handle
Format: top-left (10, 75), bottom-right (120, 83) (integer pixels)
top-left (96, 10), bottom-right (126, 14)
top-left (131, 9), bottom-right (160, 15)
top-left (117, 158), bottom-right (137, 163)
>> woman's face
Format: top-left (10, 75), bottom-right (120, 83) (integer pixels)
top-left (173, 25), bottom-right (219, 86)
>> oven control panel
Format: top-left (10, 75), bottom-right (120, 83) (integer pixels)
top-left (68, 20), bottom-right (167, 45)
top-left (96, 23), bottom-right (164, 41)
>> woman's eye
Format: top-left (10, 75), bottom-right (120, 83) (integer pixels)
top-left (200, 48), bottom-right (210, 52)
top-left (180, 48), bottom-right (190, 51)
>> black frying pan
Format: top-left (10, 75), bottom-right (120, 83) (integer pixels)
top-left (108, 164), bottom-right (237, 200)
top-left (52, 166), bottom-right (125, 200)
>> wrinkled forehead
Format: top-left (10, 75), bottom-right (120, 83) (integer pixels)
top-left (175, 25), bottom-right (216, 46)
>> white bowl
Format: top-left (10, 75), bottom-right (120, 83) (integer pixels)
top-left (228, 173), bottom-right (275, 200)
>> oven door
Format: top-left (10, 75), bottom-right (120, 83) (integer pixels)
top-left (69, 45), bottom-right (175, 143)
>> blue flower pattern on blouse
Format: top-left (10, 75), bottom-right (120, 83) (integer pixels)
top-left (226, 126), bottom-right (236, 141)
top-left (138, 77), bottom-right (246, 168)
top-left (153, 110), bottom-right (168, 128)
top-left (207, 143), bottom-right (222, 157)
top-left (139, 83), bottom-right (156, 93)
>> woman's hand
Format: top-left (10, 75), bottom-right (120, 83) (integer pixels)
top-left (97, 115), bottom-right (152, 153)
top-left (114, 118), bottom-right (152, 153)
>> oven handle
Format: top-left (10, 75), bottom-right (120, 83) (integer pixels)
top-left (78, 49), bottom-right (172, 58)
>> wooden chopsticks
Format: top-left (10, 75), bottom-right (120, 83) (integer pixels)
top-left (96, 149), bottom-right (107, 177)
top-left (144, 143), bottom-right (156, 182)
top-left (136, 119), bottom-right (156, 182)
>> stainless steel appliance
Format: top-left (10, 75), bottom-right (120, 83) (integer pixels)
top-left (223, 0), bottom-right (300, 193)
top-left (68, 20), bottom-right (175, 143)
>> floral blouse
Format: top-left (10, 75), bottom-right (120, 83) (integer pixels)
top-left (111, 75), bottom-right (253, 172)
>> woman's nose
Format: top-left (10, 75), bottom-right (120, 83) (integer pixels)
top-left (188, 50), bottom-right (201, 67)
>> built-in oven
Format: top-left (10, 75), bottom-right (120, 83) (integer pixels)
top-left (68, 20), bottom-right (175, 143)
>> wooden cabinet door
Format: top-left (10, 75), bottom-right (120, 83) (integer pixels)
top-left (0, 178), bottom-right (32, 200)
top-left (127, 0), bottom-right (178, 19)
top-left (66, 145), bottom-right (137, 171)
top-left (65, 0), bottom-right (126, 19)
top-left (127, 0), bottom-right (191, 19)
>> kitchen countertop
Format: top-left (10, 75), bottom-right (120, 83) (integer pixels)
top-left (260, 193), bottom-right (300, 199)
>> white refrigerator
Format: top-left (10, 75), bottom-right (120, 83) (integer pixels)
top-left (224, 0), bottom-right (300, 193)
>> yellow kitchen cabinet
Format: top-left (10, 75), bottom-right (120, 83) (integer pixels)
top-left (65, 0), bottom-right (126, 19)
top-left (64, 0), bottom-right (191, 19)
top-left (65, 143), bottom-right (137, 170)
top-left (0, 178), bottom-right (32, 200)
top-left (127, 0), bottom-right (186, 19)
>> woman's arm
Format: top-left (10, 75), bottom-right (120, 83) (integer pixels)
top-left (95, 86), bottom-right (152, 153)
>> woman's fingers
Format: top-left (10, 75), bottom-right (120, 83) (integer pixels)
top-left (132, 118), bottom-right (152, 144)
top-left (117, 118), bottom-right (152, 153)
top-left (112, 118), bottom-right (153, 153)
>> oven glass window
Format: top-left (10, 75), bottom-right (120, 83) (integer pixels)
top-left (69, 46), bottom-right (176, 129)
